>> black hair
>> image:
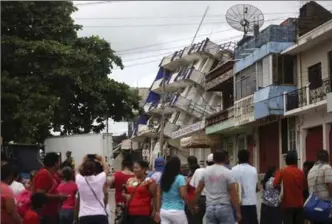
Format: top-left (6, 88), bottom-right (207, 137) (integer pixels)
top-left (122, 156), bottom-right (133, 170)
top-left (43, 152), bottom-right (60, 168)
top-left (134, 160), bottom-right (149, 169)
top-left (285, 150), bottom-right (298, 165)
top-left (303, 161), bottom-right (315, 170)
top-left (31, 193), bottom-right (47, 210)
top-left (189, 163), bottom-right (200, 177)
top-left (261, 166), bottom-right (277, 190)
top-left (160, 156), bottom-right (181, 192)
top-left (11, 165), bottom-right (20, 179)
top-left (214, 151), bottom-right (227, 163)
top-left (1, 163), bottom-right (14, 182)
top-left (187, 156), bottom-right (198, 167)
top-left (238, 150), bottom-right (249, 164)
top-left (317, 150), bottom-right (329, 163)
top-left (62, 166), bottom-right (74, 181)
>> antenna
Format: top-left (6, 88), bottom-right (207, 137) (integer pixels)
top-left (226, 4), bottom-right (264, 37)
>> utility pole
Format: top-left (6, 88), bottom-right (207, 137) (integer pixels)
top-left (190, 6), bottom-right (209, 46)
top-left (159, 67), bottom-right (166, 158)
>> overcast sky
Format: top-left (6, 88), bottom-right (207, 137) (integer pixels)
top-left (71, 1), bottom-right (332, 136)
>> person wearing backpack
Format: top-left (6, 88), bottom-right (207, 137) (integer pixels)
top-left (307, 150), bottom-right (332, 224)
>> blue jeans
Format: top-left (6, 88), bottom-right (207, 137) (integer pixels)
top-left (205, 204), bottom-right (234, 224)
top-left (59, 209), bottom-right (74, 224)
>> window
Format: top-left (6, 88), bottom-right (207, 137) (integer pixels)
top-left (273, 54), bottom-right (295, 85)
top-left (308, 63), bottom-right (322, 90)
top-left (235, 64), bottom-right (256, 100)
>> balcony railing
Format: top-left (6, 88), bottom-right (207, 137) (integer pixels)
top-left (234, 95), bottom-right (255, 126)
top-left (285, 78), bottom-right (332, 112)
top-left (160, 38), bottom-right (220, 71)
top-left (206, 106), bottom-right (234, 126)
top-left (170, 94), bottom-right (216, 118)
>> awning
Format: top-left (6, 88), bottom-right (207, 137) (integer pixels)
top-left (180, 134), bottom-right (220, 149)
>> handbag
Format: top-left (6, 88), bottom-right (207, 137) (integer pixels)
top-left (84, 177), bottom-right (109, 217)
top-left (303, 164), bottom-right (332, 222)
top-left (118, 180), bottom-right (143, 224)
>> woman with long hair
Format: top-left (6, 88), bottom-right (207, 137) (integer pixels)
top-left (109, 156), bottom-right (134, 224)
top-left (156, 156), bottom-right (188, 224)
top-left (75, 155), bottom-right (109, 224)
top-left (123, 160), bottom-right (157, 224)
top-left (260, 166), bottom-right (282, 224)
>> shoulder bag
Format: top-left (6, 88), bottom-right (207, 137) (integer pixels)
top-left (118, 180), bottom-right (143, 224)
top-left (303, 165), bottom-right (332, 222)
top-left (84, 177), bottom-right (109, 217)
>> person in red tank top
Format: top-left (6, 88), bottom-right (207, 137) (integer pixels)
top-left (123, 160), bottom-right (158, 224)
top-left (109, 156), bottom-right (134, 223)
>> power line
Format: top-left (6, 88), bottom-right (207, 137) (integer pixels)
top-left (73, 11), bottom-right (300, 20)
top-left (114, 17), bottom-right (294, 54)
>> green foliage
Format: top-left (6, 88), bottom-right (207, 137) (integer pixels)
top-left (1, 1), bottom-right (141, 143)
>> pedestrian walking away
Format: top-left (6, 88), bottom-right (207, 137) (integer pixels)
top-left (273, 150), bottom-right (305, 224)
top-left (156, 156), bottom-right (188, 224)
top-left (231, 150), bottom-right (259, 224)
top-left (260, 166), bottom-right (282, 224)
top-left (193, 151), bottom-right (241, 224)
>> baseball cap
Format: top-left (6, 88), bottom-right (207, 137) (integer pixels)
top-left (207, 153), bottom-right (214, 162)
top-left (154, 157), bottom-right (165, 172)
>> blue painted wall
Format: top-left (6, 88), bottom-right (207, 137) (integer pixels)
top-left (254, 85), bottom-right (296, 120)
top-left (234, 41), bottom-right (294, 74)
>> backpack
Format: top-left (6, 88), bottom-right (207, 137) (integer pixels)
top-left (15, 189), bottom-right (32, 217)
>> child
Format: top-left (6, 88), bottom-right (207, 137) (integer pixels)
top-left (56, 166), bottom-right (78, 224)
top-left (23, 193), bottom-right (46, 224)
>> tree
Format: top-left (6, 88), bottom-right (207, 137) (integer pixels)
top-left (1, 1), bottom-right (141, 143)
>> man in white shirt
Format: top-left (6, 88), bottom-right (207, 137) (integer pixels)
top-left (231, 150), bottom-right (259, 224)
top-left (189, 154), bottom-right (214, 224)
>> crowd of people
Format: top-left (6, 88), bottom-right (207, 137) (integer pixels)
top-left (2, 148), bottom-right (332, 224)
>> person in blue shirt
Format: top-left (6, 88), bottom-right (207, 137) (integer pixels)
top-left (148, 157), bottom-right (165, 184)
top-left (155, 156), bottom-right (188, 224)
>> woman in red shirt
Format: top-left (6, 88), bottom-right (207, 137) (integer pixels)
top-left (109, 157), bottom-right (134, 224)
top-left (185, 163), bottom-right (200, 224)
top-left (1, 163), bottom-right (22, 224)
top-left (123, 160), bottom-right (157, 224)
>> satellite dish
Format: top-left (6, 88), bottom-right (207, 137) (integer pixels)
top-left (226, 4), bottom-right (264, 35)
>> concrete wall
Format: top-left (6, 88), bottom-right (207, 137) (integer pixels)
top-left (297, 39), bottom-right (332, 87)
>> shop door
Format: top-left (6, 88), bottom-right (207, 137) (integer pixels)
top-left (259, 121), bottom-right (280, 173)
top-left (306, 126), bottom-right (323, 162)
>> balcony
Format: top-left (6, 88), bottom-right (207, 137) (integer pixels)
top-left (144, 101), bottom-right (175, 115)
top-left (170, 94), bottom-right (216, 118)
top-left (284, 78), bottom-right (332, 115)
top-left (171, 121), bottom-right (205, 140)
top-left (205, 106), bottom-right (235, 135)
top-left (160, 38), bottom-right (220, 71)
top-left (151, 67), bottom-right (205, 94)
top-left (136, 117), bottom-right (160, 138)
top-left (206, 106), bottom-right (234, 126)
top-left (205, 60), bottom-right (234, 91)
top-left (253, 85), bottom-right (296, 120)
top-left (163, 121), bottom-right (179, 138)
top-left (234, 95), bottom-right (255, 126)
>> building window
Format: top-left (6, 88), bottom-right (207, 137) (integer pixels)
top-left (308, 63), bottom-right (322, 90)
top-left (235, 64), bottom-right (256, 100)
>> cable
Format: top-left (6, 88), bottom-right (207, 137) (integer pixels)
top-left (114, 17), bottom-right (295, 54)
top-left (73, 11), bottom-right (300, 20)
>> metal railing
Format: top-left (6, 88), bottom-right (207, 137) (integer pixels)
top-left (206, 106), bottom-right (234, 126)
top-left (284, 78), bottom-right (332, 112)
top-left (170, 94), bottom-right (216, 118)
top-left (234, 95), bottom-right (254, 125)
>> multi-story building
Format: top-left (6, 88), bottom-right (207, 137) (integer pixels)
top-left (132, 38), bottom-right (232, 164)
top-left (205, 17), bottom-right (298, 172)
top-left (282, 2), bottom-right (332, 165)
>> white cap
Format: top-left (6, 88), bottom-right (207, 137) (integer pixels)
top-left (207, 153), bottom-right (213, 162)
